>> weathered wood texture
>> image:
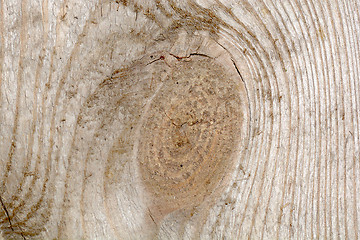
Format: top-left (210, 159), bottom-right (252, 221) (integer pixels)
top-left (0, 0), bottom-right (359, 239)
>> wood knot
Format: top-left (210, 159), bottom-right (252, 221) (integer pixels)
top-left (137, 57), bottom-right (244, 220)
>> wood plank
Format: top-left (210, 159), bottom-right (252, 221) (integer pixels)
top-left (0, 0), bottom-right (359, 239)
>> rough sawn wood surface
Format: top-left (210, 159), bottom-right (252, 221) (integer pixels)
top-left (0, 0), bottom-right (359, 239)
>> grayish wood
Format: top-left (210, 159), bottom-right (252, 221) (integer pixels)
top-left (0, 0), bottom-right (359, 239)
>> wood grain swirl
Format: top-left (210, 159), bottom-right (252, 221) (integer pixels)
top-left (0, 0), bottom-right (359, 239)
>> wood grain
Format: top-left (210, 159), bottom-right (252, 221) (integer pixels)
top-left (0, 0), bottom-right (359, 239)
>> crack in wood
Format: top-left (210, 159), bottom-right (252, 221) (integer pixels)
top-left (0, 196), bottom-right (26, 240)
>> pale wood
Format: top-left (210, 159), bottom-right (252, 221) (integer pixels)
top-left (0, 0), bottom-right (359, 239)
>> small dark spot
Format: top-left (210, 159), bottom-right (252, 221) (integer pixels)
top-left (176, 82), bottom-right (179, 84)
top-left (130, 126), bottom-right (133, 129)
top-left (150, 55), bottom-right (153, 58)
top-left (74, 16), bottom-right (78, 19)
top-left (180, 164), bottom-right (183, 167)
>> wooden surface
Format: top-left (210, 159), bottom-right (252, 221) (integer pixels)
top-left (0, 0), bottom-right (359, 239)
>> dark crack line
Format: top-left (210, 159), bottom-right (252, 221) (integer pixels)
top-left (231, 58), bottom-right (253, 141)
top-left (148, 208), bottom-right (158, 227)
top-left (189, 52), bottom-right (212, 58)
top-left (169, 52), bottom-right (212, 61)
top-left (0, 196), bottom-right (26, 240)
top-left (231, 58), bottom-right (244, 83)
top-left (0, 196), bottom-right (14, 232)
